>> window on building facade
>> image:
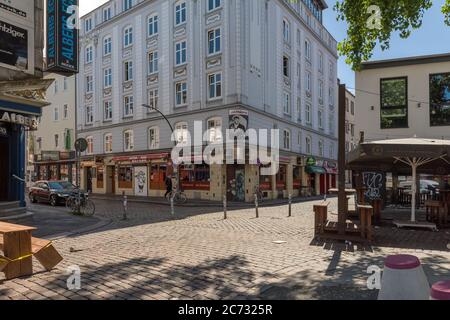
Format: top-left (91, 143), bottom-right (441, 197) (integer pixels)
top-left (329, 145), bottom-right (334, 159)
top-left (328, 61), bottom-right (334, 80)
top-left (430, 72), bottom-right (450, 126)
top-left (104, 36), bottom-right (112, 55)
top-left (208, 28), bottom-right (221, 55)
top-left (54, 80), bottom-right (58, 94)
top-left (124, 61), bottom-right (133, 81)
top-left (283, 19), bottom-right (290, 43)
top-left (54, 107), bottom-right (59, 121)
top-left (345, 97), bottom-right (349, 112)
top-left (103, 7), bottom-right (112, 22)
top-left (329, 113), bottom-right (334, 134)
top-left (207, 117), bottom-right (222, 143)
top-left (380, 77), bottom-right (408, 129)
top-left (296, 29), bottom-right (301, 46)
top-left (104, 134), bottom-right (113, 153)
top-left (283, 129), bottom-right (291, 150)
top-left (123, 130), bottom-right (134, 151)
top-left (63, 77), bottom-right (68, 90)
top-left (123, 0), bottom-right (132, 11)
top-left (329, 87), bottom-right (334, 106)
top-left (148, 14), bottom-right (158, 37)
top-left (175, 1), bottom-right (187, 26)
top-left (104, 101), bottom-right (113, 121)
top-left (175, 81), bottom-right (188, 106)
top-left (351, 101), bottom-right (355, 115)
top-left (318, 80), bottom-right (324, 101)
top-left (318, 109), bottom-right (324, 129)
top-left (305, 71), bottom-right (311, 93)
top-left (208, 0), bottom-right (221, 11)
top-left (86, 106), bottom-right (94, 124)
top-left (86, 75), bottom-right (93, 93)
top-left (175, 40), bottom-right (187, 65)
top-left (319, 52), bottom-right (324, 73)
top-left (123, 95), bottom-right (134, 117)
top-left (175, 122), bottom-right (189, 144)
top-left (63, 105), bottom-right (68, 119)
top-left (283, 55), bottom-right (290, 78)
top-left (148, 127), bottom-right (160, 149)
top-left (318, 140), bottom-right (324, 157)
top-left (148, 51), bottom-right (158, 74)
top-left (123, 26), bottom-right (133, 47)
top-left (118, 166), bottom-right (133, 188)
top-left (85, 18), bottom-right (92, 33)
top-left (305, 103), bottom-right (312, 125)
top-left (86, 137), bottom-right (94, 154)
top-left (85, 46), bottom-right (93, 63)
top-left (305, 136), bottom-right (312, 154)
top-left (305, 39), bottom-right (311, 61)
top-left (104, 68), bottom-right (112, 88)
top-left (148, 89), bottom-right (159, 110)
top-left (283, 92), bottom-right (290, 115)
top-left (208, 73), bottom-right (222, 99)
top-left (54, 134), bottom-right (59, 148)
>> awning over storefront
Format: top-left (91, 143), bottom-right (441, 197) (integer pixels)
top-left (305, 165), bottom-right (326, 174)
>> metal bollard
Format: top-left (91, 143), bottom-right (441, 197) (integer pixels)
top-left (255, 193), bottom-right (259, 218)
top-left (170, 194), bottom-right (175, 216)
top-left (122, 191), bottom-right (128, 220)
top-left (288, 194), bottom-right (292, 217)
top-left (223, 195), bottom-right (227, 220)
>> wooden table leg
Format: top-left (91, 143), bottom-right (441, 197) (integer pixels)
top-left (4, 231), bottom-right (33, 280)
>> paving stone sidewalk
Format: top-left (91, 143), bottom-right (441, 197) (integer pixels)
top-left (1, 198), bottom-right (449, 300)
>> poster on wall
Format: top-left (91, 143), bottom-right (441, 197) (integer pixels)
top-left (229, 110), bottom-right (249, 131)
top-left (134, 167), bottom-right (148, 197)
top-left (0, 19), bottom-right (28, 70)
top-left (362, 172), bottom-right (386, 202)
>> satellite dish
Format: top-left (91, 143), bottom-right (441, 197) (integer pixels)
top-left (75, 138), bottom-right (88, 152)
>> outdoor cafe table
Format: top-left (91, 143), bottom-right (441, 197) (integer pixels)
top-left (0, 221), bottom-right (36, 280)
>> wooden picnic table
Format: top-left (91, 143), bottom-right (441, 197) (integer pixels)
top-left (0, 221), bottom-right (36, 280)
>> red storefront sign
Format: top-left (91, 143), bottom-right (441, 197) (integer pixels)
top-left (324, 161), bottom-right (338, 174)
top-left (112, 153), bottom-right (169, 164)
top-left (181, 182), bottom-right (210, 190)
top-left (259, 181), bottom-right (272, 191)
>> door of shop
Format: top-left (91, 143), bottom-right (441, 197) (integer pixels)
top-left (86, 167), bottom-right (93, 192)
top-left (0, 136), bottom-right (9, 201)
top-left (227, 165), bottom-right (246, 202)
top-left (108, 166), bottom-right (116, 194)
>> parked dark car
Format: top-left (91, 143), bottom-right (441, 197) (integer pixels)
top-left (29, 181), bottom-right (79, 206)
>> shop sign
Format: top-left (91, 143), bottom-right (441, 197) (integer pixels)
top-left (0, 19), bottom-right (28, 70)
top-left (46, 0), bottom-right (79, 74)
top-left (0, 111), bottom-right (38, 129)
top-left (41, 151), bottom-right (59, 161)
top-left (306, 157), bottom-right (316, 166)
top-left (112, 153), bottom-right (169, 164)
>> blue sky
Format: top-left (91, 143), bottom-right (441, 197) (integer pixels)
top-left (81, 0), bottom-right (450, 90)
top-left (323, 0), bottom-right (450, 90)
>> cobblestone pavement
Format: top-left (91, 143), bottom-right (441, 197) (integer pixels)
top-left (1, 198), bottom-right (449, 300)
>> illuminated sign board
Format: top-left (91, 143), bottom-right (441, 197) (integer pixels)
top-left (46, 0), bottom-right (79, 74)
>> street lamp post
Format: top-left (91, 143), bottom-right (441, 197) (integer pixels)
top-left (142, 104), bottom-right (179, 193)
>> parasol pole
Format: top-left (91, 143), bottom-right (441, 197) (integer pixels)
top-left (411, 157), bottom-right (417, 223)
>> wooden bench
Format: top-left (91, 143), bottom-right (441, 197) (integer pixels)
top-left (425, 200), bottom-right (446, 227)
top-left (31, 237), bottom-right (63, 271)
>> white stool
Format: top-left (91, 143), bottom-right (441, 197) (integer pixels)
top-left (378, 254), bottom-right (430, 300)
top-left (430, 281), bottom-right (450, 300)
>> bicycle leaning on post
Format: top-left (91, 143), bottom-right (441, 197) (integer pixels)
top-left (65, 190), bottom-right (96, 217)
top-left (165, 189), bottom-right (187, 205)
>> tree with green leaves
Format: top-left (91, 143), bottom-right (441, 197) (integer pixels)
top-left (335, 0), bottom-right (450, 70)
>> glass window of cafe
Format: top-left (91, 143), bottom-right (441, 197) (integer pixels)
top-left (180, 164), bottom-right (210, 190)
top-left (60, 164), bottom-right (69, 181)
top-left (293, 166), bottom-right (302, 188)
top-left (276, 165), bottom-right (287, 190)
top-left (118, 166), bottom-right (133, 189)
top-left (150, 164), bottom-right (167, 190)
top-left (49, 165), bottom-right (58, 180)
top-left (259, 165), bottom-right (272, 191)
top-left (39, 166), bottom-right (47, 180)
top-left (97, 167), bottom-right (104, 189)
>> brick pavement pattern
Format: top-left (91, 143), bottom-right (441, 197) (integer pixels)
top-left (1, 198), bottom-right (449, 300)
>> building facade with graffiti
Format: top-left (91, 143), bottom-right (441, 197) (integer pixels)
top-left (76, 0), bottom-right (338, 202)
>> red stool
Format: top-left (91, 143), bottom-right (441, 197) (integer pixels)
top-left (431, 281), bottom-right (450, 300)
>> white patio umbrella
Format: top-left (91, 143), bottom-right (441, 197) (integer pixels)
top-left (347, 138), bottom-right (450, 223)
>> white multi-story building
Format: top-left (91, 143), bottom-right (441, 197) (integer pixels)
top-left (76, 0), bottom-right (338, 201)
top-left (344, 88), bottom-right (356, 186)
top-left (27, 74), bottom-right (77, 185)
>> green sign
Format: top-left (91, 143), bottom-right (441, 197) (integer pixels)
top-left (306, 157), bottom-right (316, 166)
